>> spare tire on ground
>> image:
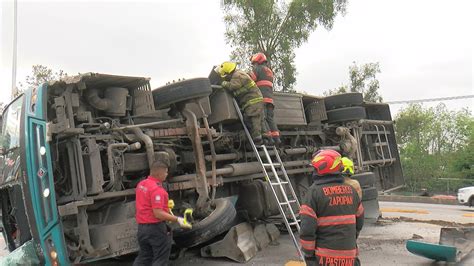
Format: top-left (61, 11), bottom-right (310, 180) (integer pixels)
top-left (324, 93), bottom-right (364, 110)
top-left (352, 172), bottom-right (376, 188)
top-left (325, 106), bottom-right (366, 123)
top-left (152, 78), bottom-right (212, 109)
top-left (173, 199), bottom-right (237, 248)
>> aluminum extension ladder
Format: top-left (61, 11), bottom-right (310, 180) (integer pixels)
top-left (232, 99), bottom-right (305, 262)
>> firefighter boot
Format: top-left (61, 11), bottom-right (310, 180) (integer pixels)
top-left (273, 136), bottom-right (282, 147)
top-left (253, 136), bottom-right (263, 146)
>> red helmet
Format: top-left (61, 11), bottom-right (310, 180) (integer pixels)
top-left (311, 150), bottom-right (343, 175)
top-left (250, 52), bottom-right (267, 64)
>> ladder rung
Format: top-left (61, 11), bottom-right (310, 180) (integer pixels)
top-left (288, 221), bottom-right (299, 226)
top-left (271, 181), bottom-right (288, 185)
top-left (263, 163), bottom-right (281, 167)
top-left (279, 200), bottom-right (297, 206)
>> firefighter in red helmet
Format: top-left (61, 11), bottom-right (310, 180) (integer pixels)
top-left (249, 52), bottom-right (281, 145)
top-left (299, 150), bottom-right (364, 266)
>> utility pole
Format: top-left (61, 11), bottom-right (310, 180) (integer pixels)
top-left (11, 0), bottom-right (18, 99)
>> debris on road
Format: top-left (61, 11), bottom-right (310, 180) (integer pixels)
top-left (383, 216), bottom-right (474, 227)
top-left (411, 234), bottom-right (424, 240)
top-left (406, 227), bottom-right (474, 262)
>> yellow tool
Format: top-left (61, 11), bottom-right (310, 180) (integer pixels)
top-left (168, 199), bottom-right (175, 215)
top-left (169, 200), bottom-right (193, 226)
top-left (183, 208), bottom-right (193, 226)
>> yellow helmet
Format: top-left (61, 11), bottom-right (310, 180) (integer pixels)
top-left (341, 157), bottom-right (354, 175)
top-left (218, 61), bottom-right (237, 78)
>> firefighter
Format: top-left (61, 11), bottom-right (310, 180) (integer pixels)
top-left (299, 150), bottom-right (364, 266)
top-left (134, 160), bottom-right (191, 266)
top-left (341, 156), bottom-right (362, 199)
top-left (249, 52), bottom-right (281, 145)
top-left (217, 61), bottom-right (264, 145)
top-left (336, 126), bottom-right (357, 159)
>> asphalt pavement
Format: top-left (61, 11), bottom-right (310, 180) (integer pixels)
top-left (171, 201), bottom-right (474, 265)
top-left (379, 201), bottom-right (474, 224)
top-left (1, 201), bottom-right (473, 265)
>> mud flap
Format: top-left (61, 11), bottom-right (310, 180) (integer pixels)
top-left (201, 222), bottom-right (258, 262)
top-left (0, 240), bottom-right (40, 265)
top-left (362, 198), bottom-right (381, 223)
top-left (406, 227), bottom-right (474, 262)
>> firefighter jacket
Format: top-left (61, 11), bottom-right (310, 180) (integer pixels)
top-left (250, 64), bottom-right (274, 104)
top-left (299, 174), bottom-right (364, 266)
top-left (222, 69), bottom-right (263, 110)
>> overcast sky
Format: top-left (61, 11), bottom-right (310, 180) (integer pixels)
top-left (1, 0), bottom-right (473, 115)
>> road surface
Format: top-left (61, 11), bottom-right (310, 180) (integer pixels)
top-left (170, 201), bottom-right (474, 265)
top-left (1, 201), bottom-right (473, 265)
top-left (379, 201), bottom-right (474, 224)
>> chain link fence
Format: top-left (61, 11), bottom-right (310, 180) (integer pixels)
top-left (403, 177), bottom-right (474, 196)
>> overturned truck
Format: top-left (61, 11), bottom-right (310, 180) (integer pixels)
top-left (0, 73), bottom-right (404, 264)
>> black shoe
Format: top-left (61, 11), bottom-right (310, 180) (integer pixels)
top-left (264, 138), bottom-right (275, 147)
top-left (273, 137), bottom-right (282, 146)
top-left (253, 136), bottom-right (263, 145)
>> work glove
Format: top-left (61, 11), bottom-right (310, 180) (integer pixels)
top-left (221, 81), bottom-right (230, 89)
top-left (177, 217), bottom-right (192, 229)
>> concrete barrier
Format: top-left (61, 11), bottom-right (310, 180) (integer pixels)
top-left (379, 195), bottom-right (458, 205)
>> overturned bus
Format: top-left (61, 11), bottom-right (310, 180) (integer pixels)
top-left (0, 73), bottom-right (404, 264)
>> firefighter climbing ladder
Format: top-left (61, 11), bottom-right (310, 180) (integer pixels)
top-left (231, 98), bottom-right (305, 262)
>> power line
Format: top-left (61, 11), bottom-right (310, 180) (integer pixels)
top-left (386, 95), bottom-right (474, 104)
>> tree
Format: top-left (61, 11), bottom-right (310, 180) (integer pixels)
top-left (394, 103), bottom-right (474, 192)
top-left (349, 62), bottom-right (382, 102)
top-left (222, 0), bottom-right (347, 92)
top-left (323, 85), bottom-right (348, 96)
top-left (325, 62), bottom-right (383, 102)
top-left (22, 65), bottom-right (67, 89)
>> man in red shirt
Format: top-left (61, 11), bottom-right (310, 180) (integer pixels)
top-left (134, 160), bottom-right (191, 266)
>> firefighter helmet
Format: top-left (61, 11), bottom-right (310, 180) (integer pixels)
top-left (341, 157), bottom-right (354, 176)
top-left (250, 53), bottom-right (267, 64)
top-left (311, 150), bottom-right (343, 175)
top-left (218, 61), bottom-right (237, 78)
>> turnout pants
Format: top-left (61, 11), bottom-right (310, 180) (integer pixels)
top-left (134, 222), bottom-right (172, 266)
top-left (243, 102), bottom-right (264, 140)
top-left (262, 103), bottom-right (279, 138)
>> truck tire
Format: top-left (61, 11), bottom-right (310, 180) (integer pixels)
top-left (325, 106), bottom-right (366, 123)
top-left (324, 93), bottom-right (364, 110)
top-left (152, 78), bottom-right (212, 109)
top-left (173, 199), bottom-right (237, 248)
top-left (352, 172), bottom-right (376, 188)
top-left (362, 187), bottom-right (378, 201)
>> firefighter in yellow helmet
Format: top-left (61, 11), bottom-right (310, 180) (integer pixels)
top-left (341, 157), bottom-right (362, 199)
top-left (216, 62), bottom-right (264, 144)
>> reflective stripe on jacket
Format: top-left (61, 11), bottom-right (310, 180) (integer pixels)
top-left (222, 70), bottom-right (263, 110)
top-left (250, 64), bottom-right (274, 104)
